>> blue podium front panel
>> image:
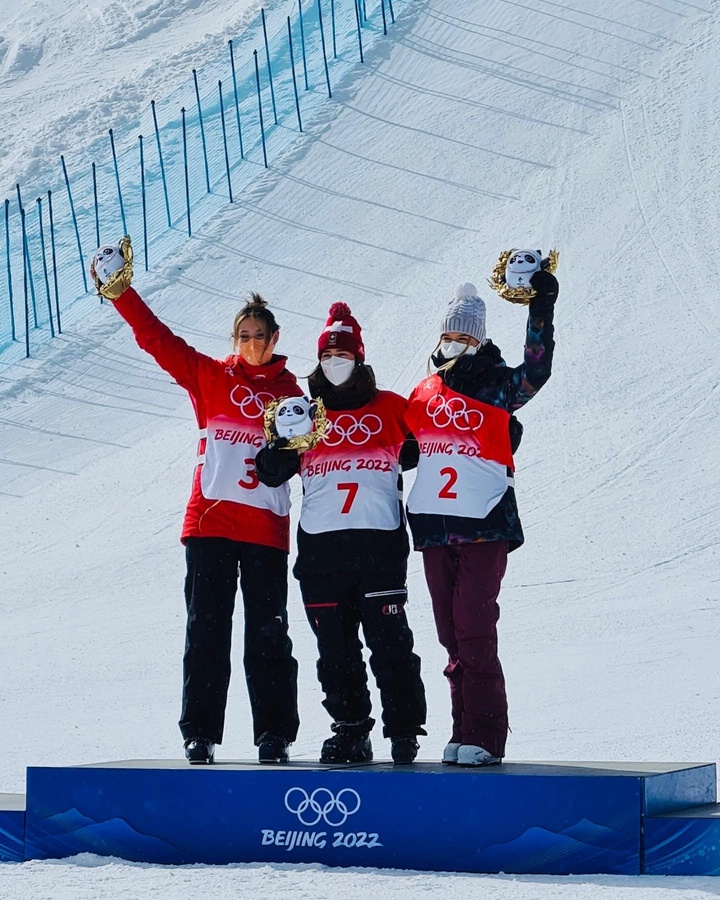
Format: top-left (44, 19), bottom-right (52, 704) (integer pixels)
top-left (644, 803), bottom-right (720, 875)
top-left (0, 794), bottom-right (26, 863)
top-left (24, 760), bottom-right (716, 874)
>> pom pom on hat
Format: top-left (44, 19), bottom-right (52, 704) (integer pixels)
top-left (454, 282), bottom-right (479, 300)
top-left (318, 301), bottom-right (365, 361)
top-left (328, 301), bottom-right (352, 320)
top-left (440, 282), bottom-right (487, 345)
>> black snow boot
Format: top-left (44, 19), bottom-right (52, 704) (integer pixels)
top-left (257, 733), bottom-right (290, 764)
top-left (320, 720), bottom-right (374, 764)
top-left (390, 736), bottom-right (419, 765)
top-left (184, 737), bottom-right (215, 765)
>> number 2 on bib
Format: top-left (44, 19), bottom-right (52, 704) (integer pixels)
top-left (337, 482), bottom-right (359, 514)
top-left (438, 466), bottom-right (458, 500)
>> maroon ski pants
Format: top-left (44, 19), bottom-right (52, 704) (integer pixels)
top-left (422, 541), bottom-right (509, 758)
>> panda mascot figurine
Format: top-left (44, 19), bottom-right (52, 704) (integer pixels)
top-left (90, 235), bottom-right (134, 301)
top-left (488, 247), bottom-right (558, 304)
top-left (92, 244), bottom-right (126, 284)
top-left (264, 395), bottom-right (328, 452)
top-left (505, 249), bottom-right (542, 290)
top-left (275, 397), bottom-right (315, 439)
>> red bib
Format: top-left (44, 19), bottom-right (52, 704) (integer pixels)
top-left (406, 374), bottom-right (514, 519)
top-left (299, 392), bottom-right (407, 534)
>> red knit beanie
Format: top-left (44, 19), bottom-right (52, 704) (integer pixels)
top-left (317, 302), bottom-right (365, 361)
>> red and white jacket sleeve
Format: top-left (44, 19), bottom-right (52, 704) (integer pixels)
top-left (112, 287), bottom-right (215, 394)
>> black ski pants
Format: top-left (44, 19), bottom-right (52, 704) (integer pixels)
top-left (299, 566), bottom-right (426, 738)
top-left (179, 537), bottom-right (299, 745)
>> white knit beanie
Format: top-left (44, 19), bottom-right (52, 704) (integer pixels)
top-left (439, 282), bottom-right (487, 344)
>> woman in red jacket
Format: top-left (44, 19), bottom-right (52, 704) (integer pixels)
top-left (91, 240), bottom-right (301, 765)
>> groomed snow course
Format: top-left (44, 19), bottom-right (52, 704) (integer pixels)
top-left (1, 0), bottom-right (720, 897)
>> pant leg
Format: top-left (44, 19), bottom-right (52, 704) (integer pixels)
top-left (179, 537), bottom-right (240, 744)
top-left (422, 545), bottom-right (463, 743)
top-left (300, 574), bottom-right (372, 726)
top-left (358, 566), bottom-right (427, 738)
top-left (238, 543), bottom-right (299, 743)
top-left (453, 541), bottom-right (509, 758)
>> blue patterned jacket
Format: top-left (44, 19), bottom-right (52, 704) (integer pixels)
top-left (407, 273), bottom-right (557, 552)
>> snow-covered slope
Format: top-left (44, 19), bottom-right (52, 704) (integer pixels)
top-left (1, 0), bottom-right (719, 895)
top-left (0, 0), bottom-right (266, 191)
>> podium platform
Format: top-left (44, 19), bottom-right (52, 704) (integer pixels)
top-left (0, 794), bottom-right (26, 863)
top-left (645, 802), bottom-right (720, 875)
top-left (11, 759), bottom-right (716, 874)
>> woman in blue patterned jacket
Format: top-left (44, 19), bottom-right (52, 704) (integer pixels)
top-left (404, 269), bottom-right (558, 766)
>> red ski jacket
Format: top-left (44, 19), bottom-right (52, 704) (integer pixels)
top-left (113, 287), bottom-right (302, 551)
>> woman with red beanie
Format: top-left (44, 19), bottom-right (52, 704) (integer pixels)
top-left (256, 302), bottom-right (427, 764)
top-left (90, 239), bottom-right (302, 765)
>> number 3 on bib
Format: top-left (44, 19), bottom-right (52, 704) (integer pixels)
top-left (337, 482), bottom-right (359, 514)
top-left (438, 466), bottom-right (458, 500)
top-left (238, 458), bottom-right (260, 490)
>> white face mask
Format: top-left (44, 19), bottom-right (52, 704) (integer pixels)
top-left (440, 340), bottom-right (477, 360)
top-left (321, 356), bottom-right (355, 386)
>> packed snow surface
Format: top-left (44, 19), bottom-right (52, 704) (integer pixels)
top-left (1, 0), bottom-right (720, 895)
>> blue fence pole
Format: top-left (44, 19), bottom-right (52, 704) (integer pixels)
top-left (16, 184), bottom-right (38, 327)
top-left (21, 208), bottom-right (30, 357)
top-left (261, 9), bottom-right (279, 126)
top-left (317, 0), bottom-right (332, 98)
top-left (298, 0), bottom-right (309, 90)
top-left (139, 135), bottom-right (148, 272)
top-left (60, 155), bottom-right (90, 293)
top-left (192, 69), bottom-right (212, 194)
top-left (108, 129), bottom-right (128, 234)
top-left (36, 198), bottom-right (55, 338)
top-left (181, 107), bottom-right (192, 237)
top-left (151, 100), bottom-right (172, 229)
top-left (253, 50), bottom-right (269, 169)
top-left (228, 41), bottom-right (245, 160)
top-left (218, 81), bottom-right (233, 203)
top-left (380, 0), bottom-right (388, 35)
top-left (362, 0), bottom-right (367, 23)
top-left (354, 0), bottom-right (364, 62)
top-left (331, 0), bottom-right (337, 57)
top-left (4, 199), bottom-right (16, 341)
top-left (388, 0), bottom-right (395, 24)
top-left (92, 163), bottom-right (100, 247)
top-left (287, 16), bottom-right (303, 132)
top-left (47, 190), bottom-right (61, 331)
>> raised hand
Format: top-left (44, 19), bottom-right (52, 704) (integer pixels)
top-left (90, 235), bottom-right (134, 302)
top-left (529, 268), bottom-right (559, 302)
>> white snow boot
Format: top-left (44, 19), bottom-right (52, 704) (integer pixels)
top-left (442, 742), bottom-right (461, 765)
top-left (457, 744), bottom-right (502, 766)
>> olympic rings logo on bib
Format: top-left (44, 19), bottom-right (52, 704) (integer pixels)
top-left (229, 385), bottom-right (275, 419)
top-left (426, 394), bottom-right (484, 431)
top-left (323, 413), bottom-right (383, 447)
top-left (284, 787), bottom-right (361, 826)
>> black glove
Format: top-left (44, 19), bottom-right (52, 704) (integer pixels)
top-left (255, 442), bottom-right (300, 487)
top-left (400, 435), bottom-right (420, 471)
top-left (529, 269), bottom-right (559, 302)
top-left (267, 436), bottom-right (290, 451)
